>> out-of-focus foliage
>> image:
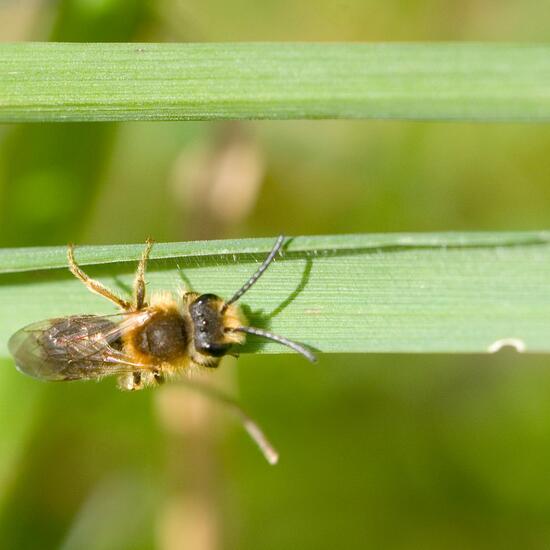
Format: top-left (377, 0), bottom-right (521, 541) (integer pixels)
top-left (1, 1), bottom-right (550, 549)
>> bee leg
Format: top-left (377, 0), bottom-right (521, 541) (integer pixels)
top-left (68, 244), bottom-right (132, 311)
top-left (190, 353), bottom-right (221, 369)
top-left (134, 238), bottom-right (154, 310)
top-left (153, 369), bottom-right (165, 385)
top-left (177, 377), bottom-right (279, 465)
top-left (117, 371), bottom-right (144, 391)
top-left (117, 369), bottom-right (163, 391)
top-left (182, 291), bottom-right (199, 307)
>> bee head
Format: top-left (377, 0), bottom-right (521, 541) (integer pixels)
top-left (189, 293), bottom-right (232, 357)
top-left (185, 236), bottom-right (315, 364)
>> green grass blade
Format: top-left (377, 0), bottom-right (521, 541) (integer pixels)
top-left (0, 363), bottom-right (42, 512)
top-left (2, 232), bottom-right (547, 274)
top-left (0, 232), bottom-right (549, 357)
top-left (2, 43), bottom-right (550, 122)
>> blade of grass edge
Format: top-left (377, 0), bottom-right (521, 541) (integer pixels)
top-left (0, 232), bottom-right (549, 356)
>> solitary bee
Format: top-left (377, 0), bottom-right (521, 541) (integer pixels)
top-left (9, 236), bottom-right (316, 392)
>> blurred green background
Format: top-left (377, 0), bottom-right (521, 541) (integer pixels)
top-left (2, 1), bottom-right (550, 549)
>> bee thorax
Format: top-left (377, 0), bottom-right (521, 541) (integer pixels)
top-left (126, 310), bottom-right (189, 363)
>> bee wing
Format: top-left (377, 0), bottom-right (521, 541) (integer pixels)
top-left (8, 310), bottom-right (153, 381)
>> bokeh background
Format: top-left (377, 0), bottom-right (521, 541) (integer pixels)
top-left (2, 1), bottom-right (550, 549)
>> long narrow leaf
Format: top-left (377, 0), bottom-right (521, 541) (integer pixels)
top-left (0, 232), bottom-right (549, 357)
top-left (2, 43), bottom-right (550, 122)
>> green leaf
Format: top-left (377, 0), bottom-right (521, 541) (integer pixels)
top-left (2, 43), bottom-right (550, 122)
top-left (1, 232), bottom-right (549, 358)
top-left (0, 362), bottom-right (42, 512)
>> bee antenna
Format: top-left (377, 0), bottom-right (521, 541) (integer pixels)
top-left (230, 326), bottom-right (317, 363)
top-left (221, 235), bottom-right (285, 313)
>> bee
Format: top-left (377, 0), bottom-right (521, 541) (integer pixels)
top-left (8, 236), bottom-right (315, 392)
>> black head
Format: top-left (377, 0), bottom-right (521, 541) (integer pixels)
top-left (189, 293), bottom-right (231, 357)
top-left (187, 237), bottom-right (316, 364)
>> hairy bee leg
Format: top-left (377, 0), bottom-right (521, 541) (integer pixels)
top-left (153, 370), bottom-right (165, 385)
top-left (134, 238), bottom-right (154, 310)
top-left (117, 372), bottom-right (143, 391)
top-left (178, 377), bottom-right (279, 465)
top-left (68, 244), bottom-right (132, 311)
top-left (189, 351), bottom-right (220, 369)
top-left (183, 291), bottom-right (199, 305)
top-left (117, 370), bottom-right (162, 391)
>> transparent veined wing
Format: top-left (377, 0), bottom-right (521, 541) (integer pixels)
top-left (8, 310), bottom-right (154, 381)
